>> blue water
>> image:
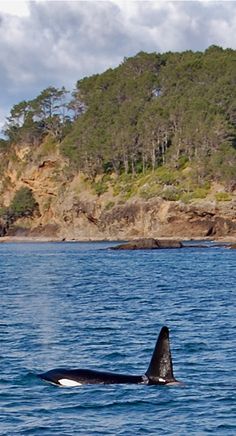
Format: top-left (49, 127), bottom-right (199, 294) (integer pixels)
top-left (0, 242), bottom-right (235, 435)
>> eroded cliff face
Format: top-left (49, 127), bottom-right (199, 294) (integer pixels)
top-left (1, 143), bottom-right (236, 241)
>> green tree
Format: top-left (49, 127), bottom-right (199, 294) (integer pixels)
top-left (9, 187), bottom-right (39, 219)
top-left (3, 47), bottom-right (236, 190)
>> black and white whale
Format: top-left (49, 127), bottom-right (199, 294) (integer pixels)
top-left (38, 326), bottom-right (181, 387)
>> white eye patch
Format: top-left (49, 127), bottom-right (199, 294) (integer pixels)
top-left (58, 378), bottom-right (82, 387)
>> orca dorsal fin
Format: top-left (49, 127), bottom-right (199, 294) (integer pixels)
top-left (145, 326), bottom-right (176, 383)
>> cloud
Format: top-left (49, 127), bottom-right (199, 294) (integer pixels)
top-left (0, 0), bottom-right (29, 17)
top-left (0, 0), bottom-right (236, 133)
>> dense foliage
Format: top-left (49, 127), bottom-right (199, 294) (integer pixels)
top-left (3, 86), bottom-right (71, 145)
top-left (0, 187), bottom-right (39, 224)
top-left (2, 46), bottom-right (236, 190)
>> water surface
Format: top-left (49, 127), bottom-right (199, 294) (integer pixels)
top-left (1, 242), bottom-right (235, 435)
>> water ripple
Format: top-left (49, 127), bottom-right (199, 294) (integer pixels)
top-left (0, 242), bottom-right (235, 435)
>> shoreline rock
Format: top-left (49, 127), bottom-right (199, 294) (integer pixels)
top-left (0, 235), bottom-right (236, 248)
top-left (110, 238), bottom-right (183, 250)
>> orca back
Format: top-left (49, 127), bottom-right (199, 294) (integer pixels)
top-left (38, 368), bottom-right (143, 385)
top-left (145, 326), bottom-right (176, 384)
top-left (38, 326), bottom-right (180, 386)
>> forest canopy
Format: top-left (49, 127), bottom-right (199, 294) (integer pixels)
top-left (2, 46), bottom-right (236, 189)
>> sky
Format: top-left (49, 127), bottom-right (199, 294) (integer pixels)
top-left (0, 0), bottom-right (236, 133)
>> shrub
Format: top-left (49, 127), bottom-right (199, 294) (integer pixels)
top-left (161, 187), bottom-right (181, 201)
top-left (92, 180), bottom-right (108, 196)
top-left (9, 187), bottom-right (39, 219)
top-left (156, 167), bottom-right (179, 185)
top-left (215, 192), bottom-right (232, 202)
top-left (180, 192), bottom-right (194, 203)
top-left (139, 184), bottom-right (162, 199)
top-left (177, 155), bottom-right (189, 169)
top-left (191, 187), bottom-right (209, 199)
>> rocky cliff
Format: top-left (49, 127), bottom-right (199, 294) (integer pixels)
top-left (0, 142), bottom-right (236, 241)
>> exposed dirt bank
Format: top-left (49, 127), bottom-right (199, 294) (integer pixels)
top-left (1, 149), bottom-right (235, 243)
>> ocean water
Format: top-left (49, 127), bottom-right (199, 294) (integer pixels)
top-left (0, 241), bottom-right (235, 435)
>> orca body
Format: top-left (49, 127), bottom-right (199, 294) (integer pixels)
top-left (38, 326), bottom-right (181, 387)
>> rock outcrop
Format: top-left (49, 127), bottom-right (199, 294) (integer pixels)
top-left (0, 143), bottom-right (236, 241)
top-left (111, 238), bottom-right (183, 250)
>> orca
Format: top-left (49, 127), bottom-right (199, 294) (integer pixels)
top-left (38, 326), bottom-right (181, 386)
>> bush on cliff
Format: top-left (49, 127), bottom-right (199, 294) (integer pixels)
top-left (0, 187), bottom-right (39, 225)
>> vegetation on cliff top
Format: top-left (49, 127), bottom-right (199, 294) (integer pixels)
top-left (1, 46), bottom-right (236, 198)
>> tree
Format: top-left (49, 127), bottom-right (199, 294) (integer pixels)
top-left (2, 47), bottom-right (236, 189)
top-left (32, 86), bottom-right (70, 140)
top-left (0, 187), bottom-right (39, 228)
top-left (9, 187), bottom-right (39, 218)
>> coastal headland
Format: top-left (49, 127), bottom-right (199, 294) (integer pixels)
top-left (0, 49), bottom-right (235, 243)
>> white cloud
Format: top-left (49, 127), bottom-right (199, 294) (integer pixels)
top-left (0, 0), bottom-right (236, 134)
top-left (0, 0), bottom-right (29, 17)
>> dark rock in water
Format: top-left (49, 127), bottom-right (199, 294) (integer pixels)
top-left (156, 239), bottom-right (183, 248)
top-left (111, 238), bottom-right (183, 250)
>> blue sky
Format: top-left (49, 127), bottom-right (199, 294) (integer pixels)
top-left (0, 0), bottom-right (236, 132)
